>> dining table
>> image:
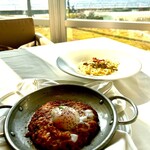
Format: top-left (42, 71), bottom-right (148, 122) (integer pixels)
top-left (0, 37), bottom-right (150, 150)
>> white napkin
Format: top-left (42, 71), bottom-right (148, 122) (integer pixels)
top-left (0, 78), bottom-right (59, 106)
top-left (0, 59), bottom-right (22, 149)
top-left (106, 130), bottom-right (137, 150)
top-left (104, 85), bottom-right (137, 150)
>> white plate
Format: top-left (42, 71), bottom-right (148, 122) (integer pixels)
top-left (56, 49), bottom-right (142, 80)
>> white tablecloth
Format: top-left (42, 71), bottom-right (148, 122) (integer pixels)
top-left (0, 37), bottom-right (150, 150)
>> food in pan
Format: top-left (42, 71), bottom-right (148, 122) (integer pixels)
top-left (26, 100), bottom-right (100, 150)
top-left (78, 57), bottom-right (119, 76)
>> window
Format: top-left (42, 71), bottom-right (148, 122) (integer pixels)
top-left (0, 0), bottom-right (50, 40)
top-left (48, 0), bottom-right (150, 50)
top-left (0, 0), bottom-right (150, 50)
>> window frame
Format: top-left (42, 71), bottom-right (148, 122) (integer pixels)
top-left (48, 0), bottom-right (150, 43)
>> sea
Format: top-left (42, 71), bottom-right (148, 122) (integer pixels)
top-left (0, 0), bottom-right (150, 11)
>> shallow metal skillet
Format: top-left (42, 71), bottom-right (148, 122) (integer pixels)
top-left (0, 84), bottom-right (138, 150)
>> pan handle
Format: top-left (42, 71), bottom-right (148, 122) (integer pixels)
top-left (109, 96), bottom-right (138, 125)
top-left (0, 105), bottom-right (12, 137)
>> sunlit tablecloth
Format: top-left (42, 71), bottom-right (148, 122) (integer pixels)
top-left (0, 37), bottom-right (150, 150)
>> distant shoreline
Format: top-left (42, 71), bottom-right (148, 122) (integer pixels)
top-left (0, 9), bottom-right (150, 24)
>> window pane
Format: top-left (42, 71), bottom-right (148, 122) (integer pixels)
top-left (0, 0), bottom-right (49, 16)
top-left (66, 0), bottom-right (150, 22)
top-left (0, 0), bottom-right (50, 40)
top-left (67, 28), bottom-right (150, 50)
top-left (66, 0), bottom-right (150, 50)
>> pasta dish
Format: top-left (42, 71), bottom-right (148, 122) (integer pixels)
top-left (78, 57), bottom-right (119, 76)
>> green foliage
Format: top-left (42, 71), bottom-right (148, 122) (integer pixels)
top-left (67, 11), bottom-right (112, 20)
top-left (87, 12), bottom-right (95, 19)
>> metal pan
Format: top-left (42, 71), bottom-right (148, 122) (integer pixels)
top-left (0, 84), bottom-right (138, 150)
